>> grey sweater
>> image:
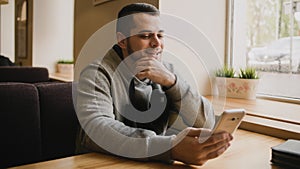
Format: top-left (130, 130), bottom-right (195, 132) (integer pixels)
top-left (76, 46), bottom-right (215, 163)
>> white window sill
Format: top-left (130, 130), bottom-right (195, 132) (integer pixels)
top-left (206, 95), bottom-right (300, 140)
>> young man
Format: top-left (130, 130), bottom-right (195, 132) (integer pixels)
top-left (76, 3), bottom-right (232, 166)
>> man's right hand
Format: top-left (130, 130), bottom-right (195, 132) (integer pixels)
top-left (134, 56), bottom-right (176, 88)
top-left (171, 127), bottom-right (233, 166)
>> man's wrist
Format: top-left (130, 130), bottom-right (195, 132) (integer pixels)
top-left (163, 74), bottom-right (177, 90)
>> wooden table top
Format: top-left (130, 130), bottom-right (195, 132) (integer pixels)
top-left (10, 129), bottom-right (285, 169)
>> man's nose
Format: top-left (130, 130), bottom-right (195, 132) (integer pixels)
top-left (150, 35), bottom-right (161, 47)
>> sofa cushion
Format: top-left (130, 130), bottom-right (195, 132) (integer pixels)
top-left (0, 83), bottom-right (42, 168)
top-left (0, 67), bottom-right (49, 83)
top-left (36, 82), bottom-right (79, 160)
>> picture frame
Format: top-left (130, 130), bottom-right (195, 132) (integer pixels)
top-left (93, 0), bottom-right (111, 6)
top-left (0, 0), bottom-right (9, 5)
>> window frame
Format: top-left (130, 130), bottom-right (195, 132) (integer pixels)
top-left (225, 0), bottom-right (300, 102)
top-left (224, 0), bottom-right (300, 139)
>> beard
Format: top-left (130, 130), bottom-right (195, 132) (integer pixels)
top-left (125, 39), bottom-right (162, 62)
top-left (126, 38), bottom-right (135, 56)
top-left (125, 39), bottom-right (141, 62)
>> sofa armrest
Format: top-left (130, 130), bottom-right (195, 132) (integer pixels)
top-left (0, 83), bottom-right (42, 168)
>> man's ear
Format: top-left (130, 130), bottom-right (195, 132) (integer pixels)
top-left (117, 32), bottom-right (127, 49)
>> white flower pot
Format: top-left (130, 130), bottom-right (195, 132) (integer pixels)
top-left (56, 63), bottom-right (74, 75)
top-left (215, 77), bottom-right (259, 100)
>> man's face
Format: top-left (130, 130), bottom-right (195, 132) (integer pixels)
top-left (123, 13), bottom-right (164, 61)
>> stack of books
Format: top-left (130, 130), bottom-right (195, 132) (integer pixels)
top-left (271, 139), bottom-right (300, 168)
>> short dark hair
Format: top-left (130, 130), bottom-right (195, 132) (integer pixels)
top-left (116, 3), bottom-right (159, 36)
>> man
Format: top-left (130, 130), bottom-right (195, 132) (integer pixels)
top-left (76, 3), bottom-right (232, 166)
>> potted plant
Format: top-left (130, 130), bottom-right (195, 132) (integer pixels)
top-left (56, 60), bottom-right (74, 75)
top-left (215, 66), bottom-right (259, 100)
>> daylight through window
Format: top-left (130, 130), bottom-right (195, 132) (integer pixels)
top-left (230, 0), bottom-right (300, 100)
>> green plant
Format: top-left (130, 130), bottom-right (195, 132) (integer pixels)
top-left (215, 66), bottom-right (235, 78)
top-left (239, 67), bottom-right (259, 79)
top-left (57, 60), bottom-right (74, 64)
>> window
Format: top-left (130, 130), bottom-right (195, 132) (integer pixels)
top-left (228, 0), bottom-right (300, 100)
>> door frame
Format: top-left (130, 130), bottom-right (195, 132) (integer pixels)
top-left (14, 0), bottom-right (33, 66)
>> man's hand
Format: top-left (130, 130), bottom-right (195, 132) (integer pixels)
top-left (171, 127), bottom-right (233, 166)
top-left (134, 56), bottom-right (176, 88)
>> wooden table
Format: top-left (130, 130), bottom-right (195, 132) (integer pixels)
top-left (10, 129), bottom-right (284, 169)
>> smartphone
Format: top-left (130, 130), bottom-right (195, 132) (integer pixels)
top-left (213, 109), bottom-right (246, 134)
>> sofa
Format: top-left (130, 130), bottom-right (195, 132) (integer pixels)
top-left (0, 67), bottom-right (79, 168)
top-left (0, 66), bottom-right (49, 83)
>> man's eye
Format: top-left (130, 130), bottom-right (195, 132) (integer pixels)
top-left (157, 34), bottom-right (164, 39)
top-left (139, 34), bottom-right (150, 39)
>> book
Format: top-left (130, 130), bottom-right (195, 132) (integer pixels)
top-left (271, 139), bottom-right (300, 169)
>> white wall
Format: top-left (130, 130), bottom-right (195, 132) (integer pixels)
top-left (33, 0), bottom-right (74, 73)
top-left (0, 0), bottom-right (74, 73)
top-left (0, 1), bottom-right (15, 61)
top-left (160, 0), bottom-right (227, 95)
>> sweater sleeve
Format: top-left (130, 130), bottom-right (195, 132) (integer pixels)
top-left (163, 65), bottom-right (215, 129)
top-left (76, 63), bottom-right (174, 163)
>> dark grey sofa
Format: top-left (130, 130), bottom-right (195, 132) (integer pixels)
top-left (0, 83), bottom-right (42, 168)
top-left (0, 67), bottom-right (79, 168)
top-left (0, 66), bottom-right (49, 83)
